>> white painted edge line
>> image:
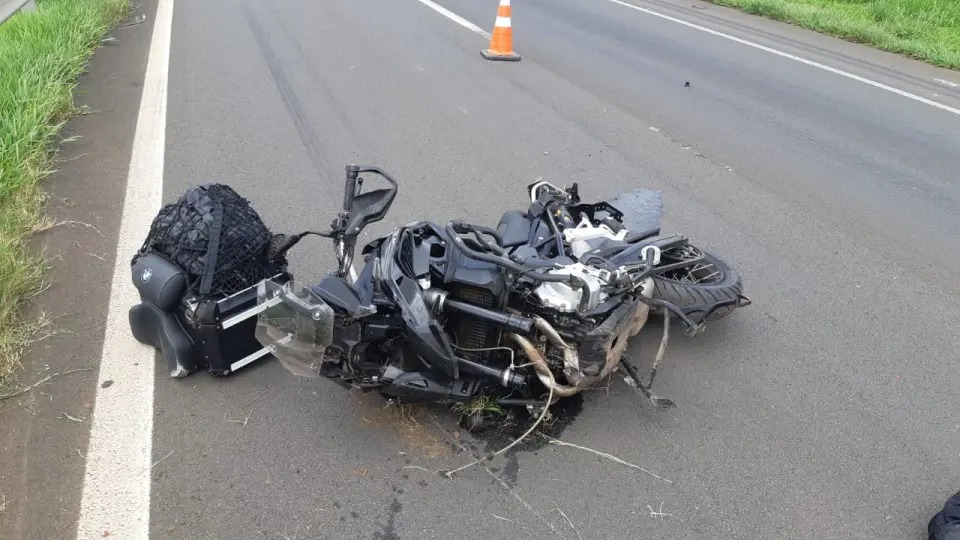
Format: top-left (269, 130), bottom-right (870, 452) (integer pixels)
top-left (76, 0), bottom-right (172, 537)
top-left (413, 0), bottom-right (491, 39)
top-left (603, 0), bottom-right (960, 116)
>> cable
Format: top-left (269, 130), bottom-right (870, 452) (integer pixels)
top-left (444, 374), bottom-right (554, 478)
top-left (451, 343), bottom-right (516, 370)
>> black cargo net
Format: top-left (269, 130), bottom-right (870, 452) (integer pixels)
top-left (135, 184), bottom-right (286, 296)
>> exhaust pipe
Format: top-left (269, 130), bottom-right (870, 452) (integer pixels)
top-left (505, 302), bottom-right (650, 397)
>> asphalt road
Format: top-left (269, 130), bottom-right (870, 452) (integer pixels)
top-left (106, 0), bottom-right (960, 538)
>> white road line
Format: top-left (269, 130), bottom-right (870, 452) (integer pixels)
top-left (76, 0), bottom-right (172, 537)
top-left (413, 0), bottom-right (958, 115)
top-left (413, 0), bottom-right (491, 38)
top-left (603, 0), bottom-right (960, 116)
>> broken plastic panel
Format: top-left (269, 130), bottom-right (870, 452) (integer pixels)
top-left (255, 279), bottom-right (335, 377)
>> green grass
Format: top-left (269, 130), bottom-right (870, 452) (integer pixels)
top-left (708, 0), bottom-right (960, 70)
top-left (0, 0), bottom-right (127, 380)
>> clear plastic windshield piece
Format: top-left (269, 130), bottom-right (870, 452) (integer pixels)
top-left (255, 279), bottom-right (335, 378)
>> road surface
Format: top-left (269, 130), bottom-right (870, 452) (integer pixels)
top-left (4, 0), bottom-right (960, 538)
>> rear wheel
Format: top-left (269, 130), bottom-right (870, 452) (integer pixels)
top-left (651, 246), bottom-right (744, 324)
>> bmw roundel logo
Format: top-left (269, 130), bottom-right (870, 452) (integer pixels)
top-left (141, 268), bottom-right (152, 283)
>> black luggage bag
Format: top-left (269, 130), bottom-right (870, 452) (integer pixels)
top-left (128, 184), bottom-right (290, 378)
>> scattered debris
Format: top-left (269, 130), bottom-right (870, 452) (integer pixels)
top-left (0, 367), bottom-right (94, 402)
top-left (443, 380), bottom-right (555, 478)
top-left (684, 81), bottom-right (691, 87)
top-left (151, 450), bottom-right (175, 469)
top-left (552, 501), bottom-right (583, 540)
top-left (224, 410), bottom-right (253, 427)
top-left (23, 311), bottom-right (75, 346)
top-left (491, 513), bottom-right (512, 523)
top-left (86, 252), bottom-right (107, 261)
top-left (352, 468), bottom-right (370, 477)
top-left (54, 152), bottom-right (87, 164)
top-left (59, 411), bottom-right (88, 423)
top-left (243, 389), bottom-right (269, 408)
top-left (542, 434), bottom-right (673, 483)
top-left (118, 14), bottom-right (147, 28)
top-left (401, 465), bottom-right (433, 473)
top-left (647, 502), bottom-right (673, 521)
top-left (356, 397), bottom-right (449, 458)
top-left (33, 219), bottom-right (104, 238)
top-left (0, 492), bottom-right (6, 514)
top-left (76, 105), bottom-right (106, 116)
top-left (433, 416), bottom-right (559, 534)
top-left (77, 449), bottom-right (86, 459)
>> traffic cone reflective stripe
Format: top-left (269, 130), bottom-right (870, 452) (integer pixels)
top-left (481, 0), bottom-right (520, 62)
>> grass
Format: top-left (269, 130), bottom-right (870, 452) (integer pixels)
top-left (451, 394), bottom-right (506, 417)
top-left (0, 0), bottom-right (127, 381)
top-left (707, 0), bottom-right (960, 70)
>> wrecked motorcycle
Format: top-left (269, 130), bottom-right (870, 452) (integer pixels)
top-left (255, 165), bottom-right (750, 415)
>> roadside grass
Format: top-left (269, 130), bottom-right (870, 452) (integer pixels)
top-left (0, 0), bottom-right (127, 381)
top-left (707, 0), bottom-right (960, 70)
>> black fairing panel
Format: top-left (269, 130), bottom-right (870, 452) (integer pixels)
top-left (442, 248), bottom-right (506, 300)
top-left (310, 276), bottom-right (369, 317)
top-left (496, 210), bottom-right (531, 248)
top-left (376, 231), bottom-right (460, 378)
top-left (396, 276), bottom-right (459, 377)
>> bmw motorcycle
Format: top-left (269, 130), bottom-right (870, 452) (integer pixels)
top-left (255, 165), bottom-right (750, 413)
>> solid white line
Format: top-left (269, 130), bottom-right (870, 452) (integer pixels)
top-left (603, 0), bottom-right (960, 116)
top-left (76, 0), bottom-right (172, 538)
top-left (413, 0), bottom-right (491, 38)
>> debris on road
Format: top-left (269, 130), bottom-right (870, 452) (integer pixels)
top-left (58, 411), bottom-right (88, 423)
top-left (0, 367), bottom-right (94, 402)
top-left (151, 450), bottom-right (175, 470)
top-left (552, 501), bottom-right (583, 540)
top-left (224, 410), bottom-right (253, 427)
top-left (647, 502), bottom-right (673, 522)
top-left (117, 14), bottom-right (147, 28)
top-left (542, 434), bottom-right (673, 484)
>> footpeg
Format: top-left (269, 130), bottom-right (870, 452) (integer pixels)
top-left (620, 361), bottom-right (675, 409)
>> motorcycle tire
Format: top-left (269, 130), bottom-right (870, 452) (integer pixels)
top-left (651, 251), bottom-right (744, 324)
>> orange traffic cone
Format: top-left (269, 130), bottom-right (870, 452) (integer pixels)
top-left (481, 0), bottom-right (520, 62)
